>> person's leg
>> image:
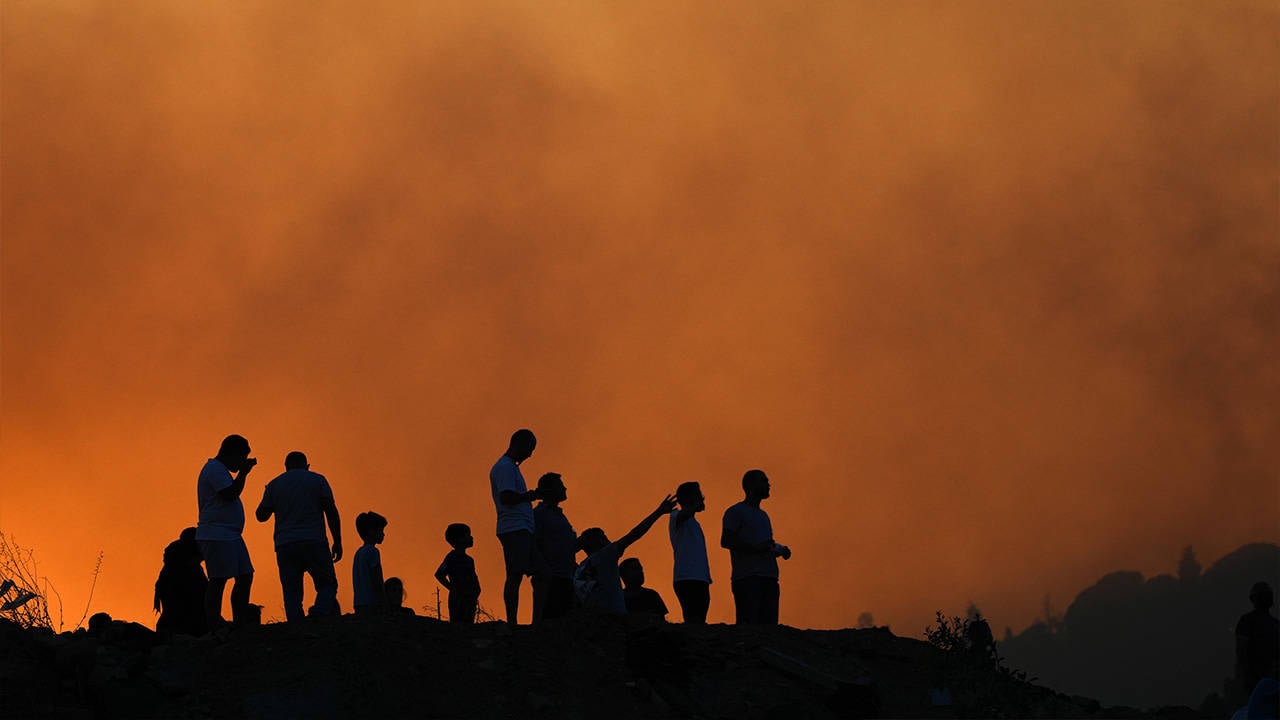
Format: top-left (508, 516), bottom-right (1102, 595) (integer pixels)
top-left (763, 577), bottom-right (779, 625)
top-left (228, 537), bottom-right (255, 624)
top-left (676, 580), bottom-right (710, 624)
top-left (733, 577), bottom-right (766, 624)
top-left (199, 540), bottom-right (232, 626)
top-left (531, 574), bottom-right (547, 624)
top-left (545, 577), bottom-right (575, 620)
top-left (205, 577), bottom-right (229, 627)
top-left (305, 540), bottom-right (340, 618)
top-left (276, 544), bottom-right (305, 623)
top-left (499, 531), bottom-right (532, 625)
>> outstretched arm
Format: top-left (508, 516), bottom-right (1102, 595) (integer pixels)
top-left (617, 495), bottom-right (678, 553)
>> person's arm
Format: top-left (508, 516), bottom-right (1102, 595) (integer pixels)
top-left (254, 486), bottom-right (273, 523)
top-left (499, 489), bottom-right (541, 505)
top-left (322, 498), bottom-right (343, 562)
top-left (434, 558), bottom-right (453, 591)
top-left (216, 459), bottom-right (257, 501)
top-left (372, 560), bottom-right (387, 608)
top-left (617, 495), bottom-right (678, 553)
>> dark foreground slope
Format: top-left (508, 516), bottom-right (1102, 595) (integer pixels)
top-left (1, 614), bottom-right (1200, 719)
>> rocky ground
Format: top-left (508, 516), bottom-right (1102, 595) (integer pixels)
top-left (1, 614), bottom-right (1205, 719)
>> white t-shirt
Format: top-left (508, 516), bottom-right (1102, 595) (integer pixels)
top-left (489, 455), bottom-right (534, 535)
top-left (352, 544), bottom-right (382, 608)
top-left (669, 511), bottom-right (712, 584)
top-left (195, 458), bottom-right (245, 541)
top-left (257, 469), bottom-right (335, 550)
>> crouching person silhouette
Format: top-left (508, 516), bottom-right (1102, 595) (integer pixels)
top-left (575, 495), bottom-right (677, 614)
top-left (154, 527), bottom-right (208, 637)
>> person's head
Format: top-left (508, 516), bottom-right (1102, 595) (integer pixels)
top-left (507, 428), bottom-right (537, 463)
top-left (216, 434), bottom-right (252, 472)
top-left (742, 469), bottom-right (771, 502)
top-left (284, 451), bottom-right (309, 471)
top-left (385, 577), bottom-right (405, 607)
top-left (1250, 581), bottom-right (1274, 611)
top-left (676, 482), bottom-right (705, 513)
top-left (356, 511), bottom-right (388, 544)
top-left (578, 527), bottom-right (609, 555)
top-left (179, 526), bottom-right (197, 542)
top-left (619, 557), bottom-right (645, 589)
top-left (537, 472), bottom-right (567, 504)
top-left (445, 523), bottom-right (473, 550)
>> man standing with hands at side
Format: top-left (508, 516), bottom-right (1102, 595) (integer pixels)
top-left (255, 451), bottom-right (343, 622)
top-left (721, 469), bottom-right (791, 625)
top-left (196, 434), bottom-right (258, 628)
top-left (490, 428), bottom-right (541, 625)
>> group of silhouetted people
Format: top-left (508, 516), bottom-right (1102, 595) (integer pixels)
top-left (154, 429), bottom-right (794, 632)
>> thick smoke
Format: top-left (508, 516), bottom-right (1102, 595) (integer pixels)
top-left (1, 1), bottom-right (1276, 632)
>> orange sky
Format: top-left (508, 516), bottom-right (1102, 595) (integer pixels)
top-left (2, 1), bottom-right (1277, 635)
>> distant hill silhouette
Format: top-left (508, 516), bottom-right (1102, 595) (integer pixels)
top-left (1000, 542), bottom-right (1280, 709)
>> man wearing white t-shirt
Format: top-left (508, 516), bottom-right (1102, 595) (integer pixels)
top-left (669, 481), bottom-right (712, 624)
top-left (489, 428), bottom-right (542, 625)
top-left (195, 434), bottom-right (258, 628)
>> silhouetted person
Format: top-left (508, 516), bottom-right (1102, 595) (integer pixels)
top-left (434, 523), bottom-right (480, 624)
top-left (153, 527), bottom-right (208, 637)
top-left (1236, 581), bottom-right (1280, 699)
top-left (620, 558), bottom-right (668, 620)
top-left (533, 472), bottom-right (576, 622)
top-left (721, 469), bottom-right (791, 625)
top-left (255, 451), bottom-right (343, 622)
top-left (352, 511), bottom-right (388, 614)
top-left (669, 481), bottom-right (712, 624)
top-left (385, 577), bottom-right (415, 616)
top-left (195, 434), bottom-right (258, 628)
top-left (490, 428), bottom-right (541, 625)
top-left (575, 495), bottom-right (677, 614)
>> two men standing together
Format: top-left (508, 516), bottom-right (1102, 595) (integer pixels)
top-left (195, 435), bottom-right (342, 627)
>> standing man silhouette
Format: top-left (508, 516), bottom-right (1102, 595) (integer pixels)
top-left (195, 434), bottom-right (258, 628)
top-left (255, 451), bottom-right (343, 622)
top-left (490, 428), bottom-right (541, 625)
top-left (721, 469), bottom-right (791, 625)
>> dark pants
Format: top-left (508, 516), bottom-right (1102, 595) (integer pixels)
top-left (533, 576), bottom-right (575, 622)
top-left (448, 593), bottom-right (477, 624)
top-left (731, 576), bottom-right (779, 625)
top-left (674, 580), bottom-right (711, 624)
top-left (275, 539), bottom-right (339, 622)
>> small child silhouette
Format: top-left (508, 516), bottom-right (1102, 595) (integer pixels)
top-left (620, 557), bottom-right (668, 620)
top-left (352, 512), bottom-right (388, 614)
top-left (434, 523), bottom-right (481, 624)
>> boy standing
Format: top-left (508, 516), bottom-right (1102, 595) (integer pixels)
top-left (434, 523), bottom-right (481, 624)
top-left (669, 481), bottom-right (712, 624)
top-left (533, 473), bottom-right (576, 622)
top-left (352, 511), bottom-right (388, 614)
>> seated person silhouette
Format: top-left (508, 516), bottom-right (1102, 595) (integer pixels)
top-left (153, 527), bottom-right (208, 637)
top-left (575, 495), bottom-right (677, 614)
top-left (620, 558), bottom-right (668, 620)
top-left (385, 577), bottom-right (415, 616)
top-left (1236, 581), bottom-right (1280, 700)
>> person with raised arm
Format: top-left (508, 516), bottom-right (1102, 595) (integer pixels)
top-left (195, 434), bottom-right (258, 628)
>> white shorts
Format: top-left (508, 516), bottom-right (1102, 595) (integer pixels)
top-left (198, 538), bottom-right (254, 579)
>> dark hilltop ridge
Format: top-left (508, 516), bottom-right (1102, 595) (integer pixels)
top-left (3, 612), bottom-right (1203, 720)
